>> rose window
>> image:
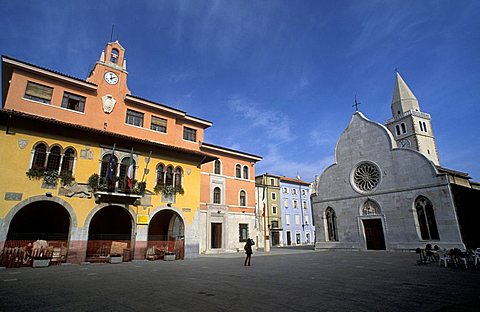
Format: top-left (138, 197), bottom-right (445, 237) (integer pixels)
top-left (352, 162), bottom-right (380, 192)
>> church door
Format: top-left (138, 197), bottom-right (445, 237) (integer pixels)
top-left (363, 219), bottom-right (386, 250)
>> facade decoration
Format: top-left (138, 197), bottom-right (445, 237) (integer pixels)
top-left (101, 95), bottom-right (116, 113)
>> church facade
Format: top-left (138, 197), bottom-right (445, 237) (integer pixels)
top-left (312, 73), bottom-right (477, 251)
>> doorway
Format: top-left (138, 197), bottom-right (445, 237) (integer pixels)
top-left (363, 219), bottom-right (386, 250)
top-left (211, 223), bottom-right (222, 249)
top-left (286, 231), bottom-right (292, 246)
top-left (271, 231), bottom-right (280, 246)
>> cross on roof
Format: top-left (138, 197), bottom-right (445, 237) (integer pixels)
top-left (352, 95), bottom-right (361, 112)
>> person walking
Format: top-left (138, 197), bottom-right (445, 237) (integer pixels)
top-left (244, 238), bottom-right (254, 266)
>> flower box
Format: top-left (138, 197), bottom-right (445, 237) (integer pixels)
top-left (164, 254), bottom-right (176, 261)
top-left (32, 259), bottom-right (50, 268)
top-left (109, 256), bottom-right (123, 264)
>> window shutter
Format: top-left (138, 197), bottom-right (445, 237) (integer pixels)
top-left (25, 82), bottom-right (53, 101)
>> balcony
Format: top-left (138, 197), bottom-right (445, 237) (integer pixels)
top-left (385, 109), bottom-right (431, 124)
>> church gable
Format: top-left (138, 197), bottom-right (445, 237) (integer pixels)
top-left (316, 112), bottom-right (443, 201)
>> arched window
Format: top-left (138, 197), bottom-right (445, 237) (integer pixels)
top-left (100, 154), bottom-right (117, 184)
top-left (165, 166), bottom-right (174, 186)
top-left (419, 121), bottom-right (424, 132)
top-left (239, 190), bottom-right (246, 206)
top-left (110, 48), bottom-right (119, 64)
top-left (60, 148), bottom-right (75, 174)
top-left (325, 207), bottom-right (338, 241)
top-left (235, 164), bottom-right (241, 178)
top-left (32, 143), bottom-right (47, 169)
top-left (243, 166), bottom-right (249, 179)
top-left (46, 146), bottom-right (61, 172)
top-left (395, 125), bottom-right (400, 136)
top-left (174, 167), bottom-right (183, 188)
top-left (401, 123), bottom-right (406, 134)
top-left (213, 187), bottom-right (221, 204)
top-left (156, 164), bottom-right (165, 186)
top-left (214, 160), bottom-right (221, 175)
top-left (423, 122), bottom-right (427, 132)
top-left (415, 196), bottom-right (439, 240)
top-left (118, 157), bottom-right (135, 190)
top-left (362, 199), bottom-right (380, 215)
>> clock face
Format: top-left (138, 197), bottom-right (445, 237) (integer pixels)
top-left (104, 71), bottom-right (119, 85)
top-left (398, 139), bottom-right (411, 148)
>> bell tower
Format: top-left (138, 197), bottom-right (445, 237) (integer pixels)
top-left (385, 72), bottom-right (440, 165)
top-left (87, 41), bottom-right (130, 95)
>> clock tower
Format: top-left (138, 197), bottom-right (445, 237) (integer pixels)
top-left (87, 41), bottom-right (130, 95)
top-left (385, 72), bottom-right (440, 165)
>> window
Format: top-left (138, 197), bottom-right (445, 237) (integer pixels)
top-left (174, 167), bottom-right (183, 188)
top-left (156, 164), bottom-right (165, 187)
top-left (415, 196), bottom-right (439, 240)
top-left (126, 109), bottom-right (144, 127)
top-left (302, 189), bottom-right (306, 196)
top-left (243, 166), bottom-right (249, 179)
top-left (272, 205), bottom-right (277, 214)
top-left (401, 123), bottom-right (406, 134)
top-left (284, 199), bottom-right (289, 208)
top-left (60, 148), bottom-right (75, 174)
top-left (118, 157), bottom-right (135, 190)
top-left (423, 122), bottom-right (427, 132)
top-left (239, 224), bottom-right (248, 242)
top-left (271, 192), bottom-right (276, 201)
top-left (183, 127), bottom-right (197, 142)
top-left (111, 48), bottom-right (119, 64)
top-left (165, 166), bottom-right (174, 186)
top-left (270, 178), bottom-right (275, 186)
top-left (32, 143), bottom-right (47, 169)
top-left (61, 92), bottom-right (86, 112)
top-left (325, 207), bottom-right (338, 241)
top-left (239, 190), bottom-right (246, 206)
top-left (295, 215), bottom-right (300, 225)
top-left (292, 188), bottom-right (297, 195)
top-left (296, 233), bottom-right (301, 244)
top-left (46, 146), bottom-right (61, 171)
top-left (304, 215), bottom-right (309, 225)
top-left (419, 121), bottom-right (424, 132)
top-left (285, 214), bottom-right (290, 225)
top-left (213, 187), bottom-right (221, 204)
top-left (24, 81), bottom-right (53, 104)
top-left (271, 221), bottom-right (279, 228)
top-left (293, 200), bottom-right (298, 208)
top-left (100, 154), bottom-right (118, 182)
top-left (302, 201), bottom-right (307, 209)
top-left (283, 187), bottom-right (288, 194)
top-left (395, 125), bottom-right (401, 136)
top-left (235, 164), bottom-right (241, 178)
top-left (151, 116), bottom-right (167, 133)
top-left (214, 160), bottom-right (221, 174)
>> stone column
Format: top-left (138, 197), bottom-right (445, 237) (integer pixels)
top-left (67, 226), bottom-right (89, 264)
top-left (133, 224), bottom-right (148, 260)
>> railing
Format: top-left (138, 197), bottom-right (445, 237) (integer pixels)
top-left (0, 239), bottom-right (68, 268)
top-left (385, 109), bottom-right (431, 124)
top-left (147, 237), bottom-right (185, 260)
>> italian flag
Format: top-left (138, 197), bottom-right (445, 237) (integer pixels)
top-left (127, 148), bottom-right (134, 189)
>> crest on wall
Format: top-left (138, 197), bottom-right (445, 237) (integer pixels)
top-left (102, 95), bottom-right (116, 113)
top-left (18, 139), bottom-right (28, 149)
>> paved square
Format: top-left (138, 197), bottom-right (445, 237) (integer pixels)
top-left (1, 249), bottom-right (479, 311)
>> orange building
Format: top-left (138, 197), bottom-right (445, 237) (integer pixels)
top-left (0, 41), bottom-right (261, 266)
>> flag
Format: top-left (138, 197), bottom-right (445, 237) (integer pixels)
top-left (127, 148), bottom-right (134, 189)
top-left (106, 144), bottom-right (116, 185)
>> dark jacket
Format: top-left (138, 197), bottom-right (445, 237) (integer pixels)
top-left (244, 239), bottom-right (254, 255)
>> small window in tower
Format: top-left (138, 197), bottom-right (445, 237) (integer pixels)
top-left (397, 111), bottom-right (401, 115)
top-left (111, 48), bottom-right (119, 64)
top-left (401, 123), bottom-right (406, 134)
top-left (419, 121), bottom-right (424, 131)
top-left (62, 92), bottom-right (86, 112)
top-left (428, 149), bottom-right (430, 154)
top-left (395, 125), bottom-right (400, 136)
top-left (423, 122), bottom-right (427, 132)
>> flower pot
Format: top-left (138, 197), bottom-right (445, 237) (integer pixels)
top-left (32, 259), bottom-right (50, 268)
top-left (164, 254), bottom-right (176, 261)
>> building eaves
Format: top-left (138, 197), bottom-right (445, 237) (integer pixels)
top-left (0, 109), bottom-right (216, 164)
top-left (279, 176), bottom-right (311, 186)
top-left (436, 166), bottom-right (471, 179)
top-left (201, 142), bottom-right (262, 162)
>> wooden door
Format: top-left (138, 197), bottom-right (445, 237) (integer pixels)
top-left (211, 223), bottom-right (222, 249)
top-left (363, 219), bottom-right (386, 250)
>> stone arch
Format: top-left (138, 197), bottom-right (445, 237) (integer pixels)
top-left (412, 195), bottom-right (439, 241)
top-left (147, 206), bottom-right (186, 259)
top-left (360, 199), bottom-right (381, 216)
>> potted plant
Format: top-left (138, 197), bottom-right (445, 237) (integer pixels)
top-left (32, 249), bottom-right (52, 268)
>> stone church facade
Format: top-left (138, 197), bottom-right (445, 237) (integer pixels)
top-left (312, 73), bottom-right (473, 251)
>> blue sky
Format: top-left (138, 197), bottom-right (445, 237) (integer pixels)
top-left (1, 0), bottom-right (479, 182)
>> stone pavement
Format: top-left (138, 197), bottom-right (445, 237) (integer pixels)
top-left (1, 248), bottom-right (479, 311)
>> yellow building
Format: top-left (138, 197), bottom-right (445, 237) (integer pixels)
top-left (0, 42), bottom-right (218, 265)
